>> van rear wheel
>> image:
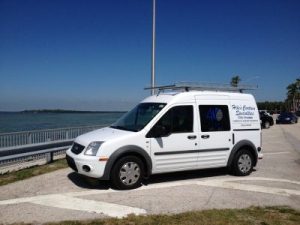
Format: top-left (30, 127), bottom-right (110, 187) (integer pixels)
top-left (231, 149), bottom-right (254, 176)
top-left (111, 156), bottom-right (144, 190)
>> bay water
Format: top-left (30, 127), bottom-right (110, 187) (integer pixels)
top-left (0, 112), bottom-right (125, 133)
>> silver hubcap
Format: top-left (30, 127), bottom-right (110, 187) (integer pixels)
top-left (119, 162), bottom-right (140, 186)
top-left (238, 154), bottom-right (252, 173)
top-left (265, 122), bottom-right (270, 128)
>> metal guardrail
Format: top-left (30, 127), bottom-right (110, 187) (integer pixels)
top-left (0, 140), bottom-right (74, 157)
top-left (0, 124), bottom-right (109, 169)
top-left (0, 125), bottom-right (108, 149)
top-left (0, 146), bottom-right (70, 168)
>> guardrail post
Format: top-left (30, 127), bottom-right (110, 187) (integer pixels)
top-left (28, 133), bottom-right (32, 144)
top-left (46, 152), bottom-right (54, 163)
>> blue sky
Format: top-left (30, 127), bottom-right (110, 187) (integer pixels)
top-left (0, 0), bottom-right (299, 111)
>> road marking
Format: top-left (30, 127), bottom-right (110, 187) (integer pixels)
top-left (31, 194), bottom-right (146, 218)
top-left (0, 176), bottom-right (299, 217)
top-left (263, 151), bottom-right (290, 155)
top-left (0, 194), bottom-right (146, 218)
top-left (196, 177), bottom-right (300, 197)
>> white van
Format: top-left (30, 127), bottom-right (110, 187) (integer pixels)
top-left (66, 84), bottom-right (263, 189)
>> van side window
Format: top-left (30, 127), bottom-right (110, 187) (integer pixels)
top-left (199, 105), bottom-right (230, 132)
top-left (155, 105), bottom-right (194, 134)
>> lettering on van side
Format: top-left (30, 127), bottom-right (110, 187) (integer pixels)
top-left (231, 104), bottom-right (258, 125)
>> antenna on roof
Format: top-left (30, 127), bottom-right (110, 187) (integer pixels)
top-left (145, 82), bottom-right (258, 94)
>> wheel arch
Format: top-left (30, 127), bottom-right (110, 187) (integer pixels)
top-left (101, 145), bottom-right (152, 180)
top-left (227, 140), bottom-right (258, 167)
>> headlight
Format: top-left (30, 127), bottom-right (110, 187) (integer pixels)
top-left (84, 142), bottom-right (103, 156)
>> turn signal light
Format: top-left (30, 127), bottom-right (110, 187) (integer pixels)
top-left (99, 157), bottom-right (109, 161)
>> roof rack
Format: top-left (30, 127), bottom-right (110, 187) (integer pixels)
top-left (145, 82), bottom-right (258, 94)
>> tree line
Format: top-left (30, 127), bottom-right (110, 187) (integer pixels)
top-left (231, 76), bottom-right (300, 113)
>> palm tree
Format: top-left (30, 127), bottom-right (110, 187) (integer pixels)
top-left (286, 78), bottom-right (300, 111)
top-left (296, 78), bottom-right (300, 110)
top-left (230, 76), bottom-right (241, 87)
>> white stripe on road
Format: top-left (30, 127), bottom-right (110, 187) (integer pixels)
top-left (0, 194), bottom-right (146, 218)
top-left (196, 178), bottom-right (300, 197)
top-left (263, 151), bottom-right (290, 155)
top-left (30, 194), bottom-right (146, 218)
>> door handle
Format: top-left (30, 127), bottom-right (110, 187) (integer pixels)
top-left (201, 135), bottom-right (210, 139)
top-left (187, 135), bottom-right (197, 140)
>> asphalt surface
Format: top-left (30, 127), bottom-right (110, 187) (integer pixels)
top-left (0, 122), bottom-right (300, 224)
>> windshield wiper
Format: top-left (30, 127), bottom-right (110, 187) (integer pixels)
top-left (110, 126), bottom-right (138, 132)
top-left (110, 125), bottom-right (124, 130)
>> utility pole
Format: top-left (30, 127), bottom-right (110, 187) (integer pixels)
top-left (151, 0), bottom-right (156, 95)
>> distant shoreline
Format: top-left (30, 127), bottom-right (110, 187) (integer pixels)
top-left (0, 110), bottom-right (127, 114)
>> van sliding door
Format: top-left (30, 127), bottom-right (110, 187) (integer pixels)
top-left (197, 100), bottom-right (233, 168)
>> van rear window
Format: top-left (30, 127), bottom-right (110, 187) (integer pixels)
top-left (199, 105), bottom-right (230, 132)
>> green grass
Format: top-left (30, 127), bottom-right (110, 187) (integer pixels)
top-left (43, 206), bottom-right (300, 225)
top-left (0, 158), bottom-right (68, 186)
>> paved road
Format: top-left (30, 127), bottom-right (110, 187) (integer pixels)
top-left (1, 123), bottom-right (300, 224)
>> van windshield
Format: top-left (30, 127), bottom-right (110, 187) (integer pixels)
top-left (110, 103), bottom-right (166, 132)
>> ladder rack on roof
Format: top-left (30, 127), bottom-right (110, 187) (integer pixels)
top-left (145, 82), bottom-right (258, 94)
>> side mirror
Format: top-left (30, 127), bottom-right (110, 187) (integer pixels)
top-left (147, 125), bottom-right (169, 138)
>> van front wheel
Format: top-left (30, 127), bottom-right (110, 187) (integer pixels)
top-left (231, 149), bottom-right (254, 176)
top-left (111, 156), bottom-right (144, 190)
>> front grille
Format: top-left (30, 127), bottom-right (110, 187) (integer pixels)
top-left (66, 155), bottom-right (78, 172)
top-left (71, 142), bottom-right (85, 155)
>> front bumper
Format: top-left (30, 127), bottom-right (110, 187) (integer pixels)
top-left (66, 149), bottom-right (107, 179)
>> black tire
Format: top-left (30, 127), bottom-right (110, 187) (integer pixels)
top-left (231, 149), bottom-right (254, 176)
top-left (111, 156), bottom-right (144, 190)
